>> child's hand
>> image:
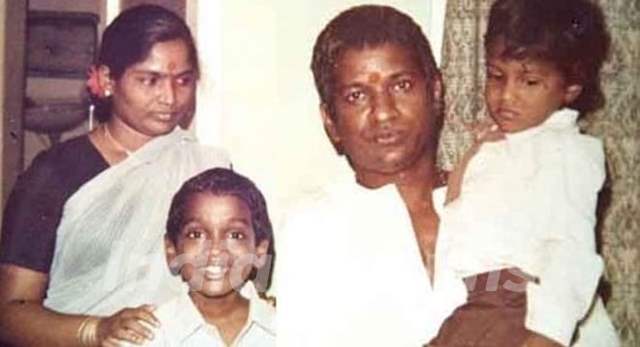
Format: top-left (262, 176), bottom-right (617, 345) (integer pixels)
top-left (446, 117), bottom-right (506, 204)
top-left (467, 117), bottom-right (505, 144)
top-left (97, 304), bottom-right (160, 346)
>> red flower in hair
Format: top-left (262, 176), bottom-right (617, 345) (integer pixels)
top-left (86, 65), bottom-right (106, 98)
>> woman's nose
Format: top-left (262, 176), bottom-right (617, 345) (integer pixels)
top-left (158, 79), bottom-right (177, 106)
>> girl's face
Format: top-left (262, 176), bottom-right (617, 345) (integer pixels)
top-left (108, 38), bottom-right (197, 140)
top-left (168, 193), bottom-right (269, 299)
top-left (484, 45), bottom-right (582, 133)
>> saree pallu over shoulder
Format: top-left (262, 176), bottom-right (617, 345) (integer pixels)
top-left (44, 129), bottom-right (230, 315)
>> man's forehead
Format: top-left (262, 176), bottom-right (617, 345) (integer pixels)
top-left (333, 44), bottom-right (424, 85)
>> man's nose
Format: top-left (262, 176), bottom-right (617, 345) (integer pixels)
top-left (371, 91), bottom-right (399, 123)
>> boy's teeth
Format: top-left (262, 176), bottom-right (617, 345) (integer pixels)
top-left (205, 265), bottom-right (224, 274)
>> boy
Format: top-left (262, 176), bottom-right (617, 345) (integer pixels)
top-left (147, 168), bottom-right (275, 346)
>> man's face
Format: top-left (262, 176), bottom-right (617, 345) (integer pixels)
top-left (321, 43), bottom-right (440, 182)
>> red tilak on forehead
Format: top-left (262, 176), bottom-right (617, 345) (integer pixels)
top-left (168, 61), bottom-right (177, 71)
top-left (368, 73), bottom-right (381, 83)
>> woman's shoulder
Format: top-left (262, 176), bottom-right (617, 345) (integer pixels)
top-left (20, 134), bottom-right (107, 193)
top-left (30, 134), bottom-right (96, 168)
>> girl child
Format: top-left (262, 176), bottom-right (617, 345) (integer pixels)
top-left (428, 0), bottom-right (618, 346)
top-left (145, 168), bottom-right (275, 346)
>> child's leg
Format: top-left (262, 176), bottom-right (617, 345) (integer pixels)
top-left (426, 268), bottom-right (531, 347)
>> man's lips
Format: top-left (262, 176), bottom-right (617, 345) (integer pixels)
top-left (372, 129), bottom-right (404, 145)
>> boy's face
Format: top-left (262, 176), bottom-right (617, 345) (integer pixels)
top-left (166, 193), bottom-right (269, 298)
top-left (484, 42), bottom-right (582, 133)
top-left (321, 43), bottom-right (441, 182)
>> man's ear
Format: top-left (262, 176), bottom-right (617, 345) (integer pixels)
top-left (320, 103), bottom-right (343, 155)
top-left (164, 236), bottom-right (180, 275)
top-left (564, 84), bottom-right (583, 105)
top-left (432, 73), bottom-right (444, 107)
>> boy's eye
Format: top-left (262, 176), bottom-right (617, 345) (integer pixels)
top-left (486, 69), bottom-right (503, 80)
top-left (228, 230), bottom-right (246, 240)
top-left (185, 229), bottom-right (204, 239)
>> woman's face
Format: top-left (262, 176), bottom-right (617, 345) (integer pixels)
top-left (109, 39), bottom-right (197, 138)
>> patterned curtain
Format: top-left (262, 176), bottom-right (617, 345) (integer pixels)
top-left (437, 0), bottom-right (640, 346)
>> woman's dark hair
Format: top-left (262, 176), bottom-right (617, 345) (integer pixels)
top-left (311, 5), bottom-right (441, 120)
top-left (93, 4), bottom-right (199, 120)
top-left (485, 0), bottom-right (610, 114)
top-left (165, 168), bottom-right (275, 291)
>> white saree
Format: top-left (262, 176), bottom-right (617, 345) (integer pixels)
top-left (43, 129), bottom-right (230, 315)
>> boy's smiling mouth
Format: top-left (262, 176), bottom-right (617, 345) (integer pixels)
top-left (203, 264), bottom-right (228, 281)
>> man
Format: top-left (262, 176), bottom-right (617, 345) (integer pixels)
top-left (276, 5), bottom-right (466, 346)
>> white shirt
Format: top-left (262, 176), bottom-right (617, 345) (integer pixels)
top-left (440, 108), bottom-right (616, 345)
top-left (276, 163), bottom-right (467, 347)
top-left (145, 282), bottom-right (275, 347)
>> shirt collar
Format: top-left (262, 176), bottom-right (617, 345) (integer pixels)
top-left (505, 108), bottom-right (579, 142)
top-left (242, 281), bottom-right (276, 336)
top-left (167, 281), bottom-right (276, 343)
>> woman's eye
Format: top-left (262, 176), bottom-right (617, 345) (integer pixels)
top-left (176, 75), bottom-right (195, 86)
top-left (139, 76), bottom-right (158, 86)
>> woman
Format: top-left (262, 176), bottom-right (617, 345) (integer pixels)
top-left (0, 5), bottom-right (229, 346)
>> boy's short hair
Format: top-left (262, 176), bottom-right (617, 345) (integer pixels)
top-left (311, 5), bottom-right (440, 119)
top-left (166, 168), bottom-right (273, 255)
top-left (485, 0), bottom-right (610, 114)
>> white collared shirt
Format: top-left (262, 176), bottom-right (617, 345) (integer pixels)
top-left (440, 108), bottom-right (616, 345)
top-left (145, 282), bottom-right (275, 347)
top-left (276, 164), bottom-right (467, 347)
